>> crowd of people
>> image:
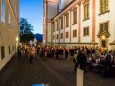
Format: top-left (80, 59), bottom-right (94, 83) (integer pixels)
top-left (18, 44), bottom-right (115, 78)
top-left (18, 44), bottom-right (36, 63)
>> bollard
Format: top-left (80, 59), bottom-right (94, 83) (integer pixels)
top-left (76, 68), bottom-right (84, 86)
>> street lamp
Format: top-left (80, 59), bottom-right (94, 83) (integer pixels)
top-left (16, 36), bottom-right (19, 52)
top-left (16, 37), bottom-right (19, 42)
top-left (102, 35), bottom-right (105, 39)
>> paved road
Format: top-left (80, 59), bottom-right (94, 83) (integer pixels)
top-left (40, 57), bottom-right (115, 86)
top-left (0, 54), bottom-right (115, 86)
top-left (0, 54), bottom-right (75, 86)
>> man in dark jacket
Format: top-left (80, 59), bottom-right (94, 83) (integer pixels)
top-left (77, 50), bottom-right (87, 73)
top-left (18, 45), bottom-right (22, 59)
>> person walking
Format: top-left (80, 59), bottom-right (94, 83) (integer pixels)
top-left (65, 48), bottom-right (69, 60)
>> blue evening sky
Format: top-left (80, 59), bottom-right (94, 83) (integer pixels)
top-left (20, 0), bottom-right (43, 34)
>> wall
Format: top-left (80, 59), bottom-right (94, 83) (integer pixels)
top-left (0, 0), bottom-right (19, 70)
top-left (48, 2), bottom-right (58, 19)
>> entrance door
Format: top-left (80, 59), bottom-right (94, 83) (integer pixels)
top-left (101, 40), bottom-right (106, 48)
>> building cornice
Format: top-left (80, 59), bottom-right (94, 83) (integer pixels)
top-left (52, 42), bottom-right (98, 45)
top-left (52, 0), bottom-right (82, 21)
top-left (46, 0), bottom-right (59, 3)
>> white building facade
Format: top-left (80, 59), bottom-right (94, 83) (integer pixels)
top-left (0, 0), bottom-right (20, 70)
top-left (43, 0), bottom-right (115, 50)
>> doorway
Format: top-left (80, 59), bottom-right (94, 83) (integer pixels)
top-left (101, 40), bottom-right (106, 48)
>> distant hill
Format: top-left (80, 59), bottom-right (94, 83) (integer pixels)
top-left (35, 33), bottom-right (43, 42)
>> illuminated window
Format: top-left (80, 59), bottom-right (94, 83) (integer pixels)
top-left (84, 2), bottom-right (89, 20)
top-left (100, 0), bottom-right (109, 14)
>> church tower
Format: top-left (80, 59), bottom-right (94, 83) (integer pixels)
top-left (43, 0), bottom-right (59, 44)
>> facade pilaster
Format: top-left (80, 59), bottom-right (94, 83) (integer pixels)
top-left (46, 1), bottom-right (48, 43)
top-left (92, 0), bottom-right (96, 42)
top-left (63, 15), bottom-right (65, 43)
top-left (78, 2), bottom-right (81, 42)
top-left (70, 10), bottom-right (73, 42)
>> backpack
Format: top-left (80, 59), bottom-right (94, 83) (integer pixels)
top-left (106, 54), bottom-right (111, 62)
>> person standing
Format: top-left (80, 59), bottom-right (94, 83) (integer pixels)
top-left (18, 45), bottom-right (22, 59)
top-left (73, 51), bottom-right (78, 71)
top-left (29, 45), bottom-right (36, 63)
top-left (77, 50), bottom-right (87, 73)
top-left (65, 48), bottom-right (69, 60)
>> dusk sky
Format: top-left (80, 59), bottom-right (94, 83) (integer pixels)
top-left (20, 0), bottom-right (43, 34)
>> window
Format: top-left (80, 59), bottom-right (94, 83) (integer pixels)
top-left (73, 29), bottom-right (77, 37)
top-left (100, 0), bottom-right (109, 14)
top-left (12, 45), bottom-right (16, 52)
top-left (84, 2), bottom-right (89, 20)
top-left (60, 33), bottom-right (63, 39)
top-left (73, 9), bottom-right (77, 24)
top-left (83, 27), bottom-right (89, 36)
top-left (58, 0), bottom-right (62, 12)
top-left (57, 21), bottom-right (58, 30)
top-left (61, 17), bottom-right (63, 29)
top-left (53, 35), bottom-right (55, 40)
top-left (1, 46), bottom-right (5, 59)
top-left (15, 4), bottom-right (17, 15)
top-left (12, 0), bottom-right (14, 6)
top-left (100, 22), bottom-right (109, 33)
top-left (53, 23), bottom-right (55, 32)
top-left (57, 34), bottom-right (58, 39)
top-left (1, 0), bottom-right (5, 23)
top-left (66, 32), bottom-right (69, 38)
top-left (102, 40), bottom-right (106, 48)
top-left (8, 46), bottom-right (10, 54)
top-left (66, 14), bottom-right (69, 27)
top-left (8, 14), bottom-right (11, 28)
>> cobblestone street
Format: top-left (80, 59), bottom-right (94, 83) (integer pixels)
top-left (0, 54), bottom-right (115, 86)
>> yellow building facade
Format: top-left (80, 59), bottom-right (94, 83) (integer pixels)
top-left (0, 0), bottom-right (20, 70)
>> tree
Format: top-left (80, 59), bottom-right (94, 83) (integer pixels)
top-left (20, 18), bottom-right (35, 43)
